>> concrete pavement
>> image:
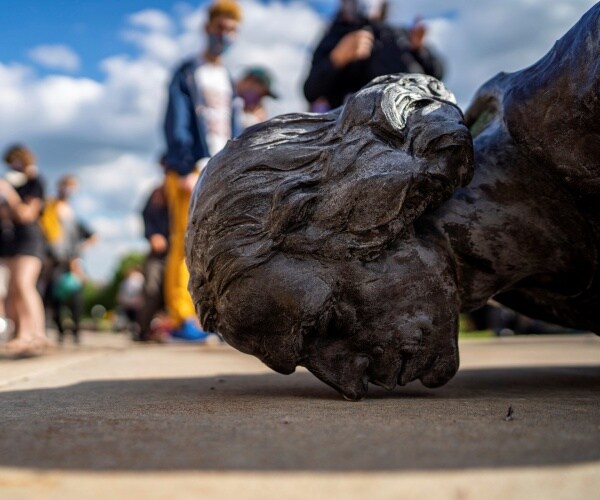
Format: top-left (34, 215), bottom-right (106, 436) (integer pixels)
top-left (0, 333), bottom-right (598, 499)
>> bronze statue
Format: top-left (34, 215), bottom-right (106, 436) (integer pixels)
top-left (186, 5), bottom-right (599, 400)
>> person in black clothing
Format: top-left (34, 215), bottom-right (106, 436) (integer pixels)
top-left (136, 159), bottom-right (170, 341)
top-left (303, 0), bottom-right (444, 111)
top-left (51, 257), bottom-right (87, 343)
top-left (0, 145), bottom-right (47, 356)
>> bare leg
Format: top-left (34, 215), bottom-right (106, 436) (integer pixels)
top-left (5, 256), bottom-right (46, 355)
top-left (0, 262), bottom-right (8, 317)
top-left (5, 267), bottom-right (19, 340)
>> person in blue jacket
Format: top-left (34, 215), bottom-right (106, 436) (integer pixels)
top-left (162, 0), bottom-right (243, 341)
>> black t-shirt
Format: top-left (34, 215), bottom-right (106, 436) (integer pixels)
top-left (142, 187), bottom-right (169, 258)
top-left (303, 18), bottom-right (445, 109)
top-left (15, 177), bottom-right (44, 206)
top-left (0, 176), bottom-right (46, 257)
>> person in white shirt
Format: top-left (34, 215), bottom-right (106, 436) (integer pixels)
top-left (162, 0), bottom-right (243, 341)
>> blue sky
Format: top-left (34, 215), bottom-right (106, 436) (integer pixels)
top-left (1, 0), bottom-right (336, 79)
top-left (2, 1), bottom-right (166, 77)
top-left (0, 0), bottom-right (596, 281)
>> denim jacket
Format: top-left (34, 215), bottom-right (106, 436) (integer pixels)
top-left (163, 57), bottom-right (242, 176)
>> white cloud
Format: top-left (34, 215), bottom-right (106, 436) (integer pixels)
top-left (0, 1), bottom-right (324, 281)
top-left (127, 9), bottom-right (175, 33)
top-left (27, 44), bottom-right (81, 72)
top-left (387, 0), bottom-right (597, 107)
top-left (71, 155), bottom-right (162, 280)
top-left (1, 0), bottom-right (597, 281)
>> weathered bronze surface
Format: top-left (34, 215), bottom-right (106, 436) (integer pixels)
top-left (186, 6), bottom-right (599, 399)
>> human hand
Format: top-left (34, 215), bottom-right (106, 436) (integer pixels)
top-left (409, 19), bottom-right (427, 50)
top-left (178, 171), bottom-right (200, 194)
top-left (149, 234), bottom-right (168, 254)
top-left (330, 29), bottom-right (374, 68)
top-left (0, 179), bottom-right (19, 206)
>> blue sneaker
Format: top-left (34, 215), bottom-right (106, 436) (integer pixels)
top-left (171, 319), bottom-right (211, 342)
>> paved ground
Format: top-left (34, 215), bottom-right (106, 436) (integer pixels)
top-left (0, 332), bottom-right (598, 499)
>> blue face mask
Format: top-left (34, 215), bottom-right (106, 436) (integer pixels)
top-left (207, 33), bottom-right (235, 56)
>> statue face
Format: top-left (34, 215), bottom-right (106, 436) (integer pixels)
top-left (219, 233), bottom-right (460, 401)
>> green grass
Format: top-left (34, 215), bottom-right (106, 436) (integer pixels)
top-left (459, 330), bottom-right (495, 339)
top-left (458, 314), bottom-right (495, 339)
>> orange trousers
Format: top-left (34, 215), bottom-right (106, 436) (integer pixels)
top-left (163, 171), bottom-right (196, 326)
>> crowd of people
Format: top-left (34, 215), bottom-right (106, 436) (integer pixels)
top-left (0, 146), bottom-right (97, 356)
top-left (6, 0), bottom-right (522, 356)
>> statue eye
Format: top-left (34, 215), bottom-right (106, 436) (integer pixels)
top-left (325, 310), bottom-right (341, 338)
top-left (318, 305), bottom-right (354, 340)
top-left (307, 307), bottom-right (338, 340)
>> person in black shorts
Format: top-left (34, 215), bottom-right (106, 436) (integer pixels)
top-left (0, 145), bottom-right (47, 357)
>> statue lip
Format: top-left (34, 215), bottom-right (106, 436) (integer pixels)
top-left (369, 359), bottom-right (405, 391)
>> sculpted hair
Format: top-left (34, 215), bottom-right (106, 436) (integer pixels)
top-left (186, 74), bottom-right (473, 331)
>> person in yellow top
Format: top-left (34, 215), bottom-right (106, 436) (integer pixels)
top-left (39, 175), bottom-right (96, 344)
top-left (162, 0), bottom-right (243, 340)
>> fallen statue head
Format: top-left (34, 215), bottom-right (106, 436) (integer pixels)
top-left (187, 6), bottom-right (600, 399)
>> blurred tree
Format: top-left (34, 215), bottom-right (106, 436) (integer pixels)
top-left (84, 251), bottom-right (146, 314)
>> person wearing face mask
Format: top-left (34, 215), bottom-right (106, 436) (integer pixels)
top-left (236, 67), bottom-right (278, 130)
top-left (162, 0), bottom-right (243, 341)
top-left (0, 145), bottom-right (47, 357)
top-left (39, 175), bottom-right (96, 344)
top-left (303, 0), bottom-right (444, 111)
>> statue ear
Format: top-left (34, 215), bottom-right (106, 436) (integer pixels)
top-left (338, 74), bottom-right (459, 135)
top-left (217, 256), bottom-right (332, 356)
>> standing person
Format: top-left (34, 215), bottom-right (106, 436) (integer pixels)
top-left (117, 267), bottom-right (144, 335)
top-left (137, 157), bottom-right (170, 342)
top-left (236, 66), bottom-right (278, 130)
top-left (50, 257), bottom-right (86, 343)
top-left (303, 0), bottom-right (444, 110)
top-left (39, 175), bottom-right (96, 344)
top-left (163, 0), bottom-right (243, 341)
top-left (0, 145), bottom-right (47, 356)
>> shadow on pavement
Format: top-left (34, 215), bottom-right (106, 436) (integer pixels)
top-left (0, 365), bottom-right (598, 472)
